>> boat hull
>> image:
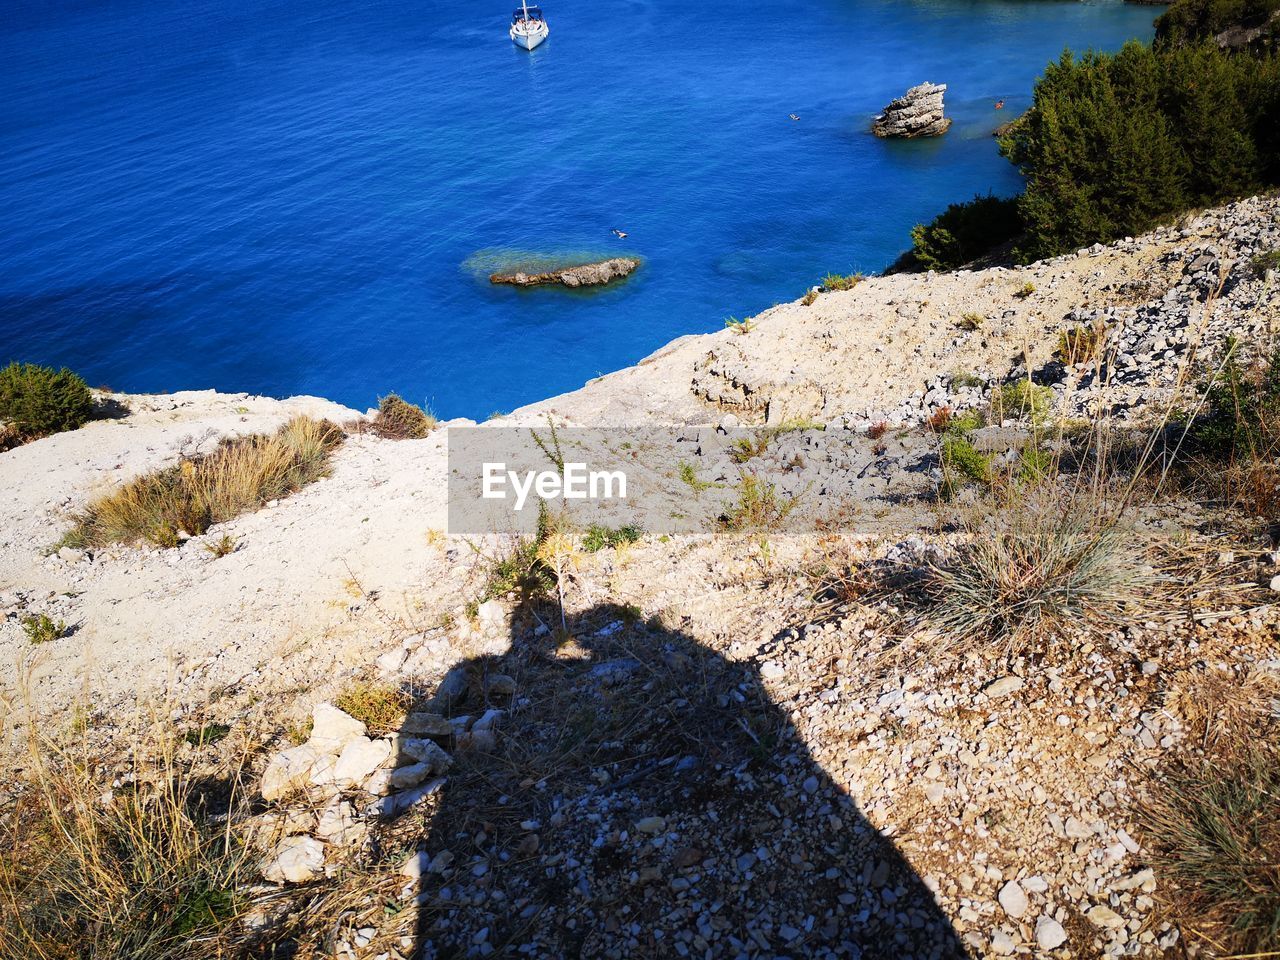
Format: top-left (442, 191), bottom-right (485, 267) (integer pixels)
top-left (510, 24), bottom-right (548, 49)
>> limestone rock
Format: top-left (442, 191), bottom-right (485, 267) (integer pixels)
top-left (490, 257), bottom-right (639, 289)
top-left (998, 879), bottom-right (1029, 918)
top-left (1035, 916), bottom-right (1068, 951)
top-left (308, 702), bottom-right (366, 753)
top-left (262, 743), bottom-right (324, 801)
top-left (261, 835), bottom-right (325, 884)
top-left (872, 83), bottom-right (952, 139)
top-left (333, 736), bottom-right (392, 785)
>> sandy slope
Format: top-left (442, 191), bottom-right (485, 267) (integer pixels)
top-left (1, 195), bottom-right (1277, 740)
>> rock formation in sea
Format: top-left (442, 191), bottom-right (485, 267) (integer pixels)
top-left (871, 82), bottom-right (952, 138)
top-left (490, 257), bottom-right (640, 288)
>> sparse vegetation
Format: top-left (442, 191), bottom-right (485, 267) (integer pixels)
top-left (183, 723), bottom-right (231, 747)
top-left (927, 493), bottom-right (1151, 651)
top-left (940, 434), bottom-right (993, 493)
top-left (0, 361), bottom-right (94, 442)
top-left (1013, 282), bottom-right (1036, 300)
top-left (925, 406), bottom-right (953, 434)
top-left (582, 523), bottom-right (643, 552)
top-left (678, 460), bottom-right (716, 492)
top-left (820, 272), bottom-right (865, 292)
top-left (371, 394), bottom-right (436, 440)
top-left (0, 733), bottom-right (252, 959)
top-left (909, 194), bottom-right (1023, 271)
top-left (1142, 746), bottom-right (1280, 954)
top-left (866, 421), bottom-right (889, 440)
top-left (1056, 324), bottom-right (1105, 365)
top-left (950, 372), bottom-right (986, 389)
top-left (800, 289), bottom-right (819, 306)
top-left (203, 534), bottom-right (237, 558)
top-left (22, 613), bottom-right (66, 644)
top-left (335, 681), bottom-right (412, 734)
top-left (64, 416), bottom-right (343, 549)
top-left (724, 316), bottom-right (756, 335)
top-left (994, 380), bottom-right (1054, 425)
top-left (956, 313), bottom-right (985, 332)
top-left (730, 435), bottom-right (770, 464)
top-left (1251, 249), bottom-right (1280, 275)
top-left (718, 474), bottom-right (797, 532)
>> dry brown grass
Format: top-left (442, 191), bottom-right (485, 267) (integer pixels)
top-left (1141, 745), bottom-right (1280, 956)
top-left (0, 723), bottom-right (255, 960)
top-left (63, 416), bottom-right (343, 548)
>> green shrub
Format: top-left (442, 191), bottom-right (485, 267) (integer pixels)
top-left (1001, 42), bottom-right (1280, 261)
top-left (0, 362), bottom-right (93, 441)
top-left (820, 272), bottom-right (865, 292)
top-left (948, 409), bottom-right (985, 434)
top-left (941, 434), bottom-right (993, 489)
top-left (371, 394), bottom-right (436, 440)
top-left (582, 523), bottom-right (643, 552)
top-left (909, 195), bottom-right (1023, 271)
top-left (1251, 249), bottom-right (1280, 275)
top-left (22, 613), bottom-right (66, 644)
top-left (956, 313), bottom-right (985, 332)
top-left (994, 381), bottom-right (1054, 425)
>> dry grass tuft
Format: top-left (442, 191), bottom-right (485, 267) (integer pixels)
top-left (927, 490), bottom-right (1155, 654)
top-left (334, 681), bottom-right (413, 734)
top-left (64, 416), bottom-right (343, 548)
top-left (0, 730), bottom-right (254, 960)
top-left (1141, 746), bottom-right (1280, 955)
top-left (371, 394), bottom-right (437, 440)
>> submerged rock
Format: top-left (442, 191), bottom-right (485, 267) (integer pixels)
top-left (872, 83), bottom-right (951, 139)
top-left (490, 257), bottom-right (640, 288)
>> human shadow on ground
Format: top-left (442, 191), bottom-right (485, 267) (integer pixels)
top-left (401, 598), bottom-right (968, 959)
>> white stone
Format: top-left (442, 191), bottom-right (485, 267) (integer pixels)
top-left (333, 736), bottom-right (392, 785)
top-left (261, 743), bottom-right (324, 801)
top-left (635, 816), bottom-right (666, 834)
top-left (399, 737), bottom-right (453, 771)
top-left (316, 800), bottom-right (364, 847)
top-left (389, 761), bottom-right (434, 790)
top-left (1035, 916), bottom-right (1068, 951)
top-left (985, 676), bottom-right (1025, 698)
top-left (998, 879), bottom-right (1029, 919)
top-left (261, 835), bottom-right (325, 884)
top-left (1087, 904), bottom-right (1125, 929)
top-left (309, 703), bottom-right (366, 753)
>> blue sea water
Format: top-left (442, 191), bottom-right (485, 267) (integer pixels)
top-left (0, 0), bottom-right (1157, 419)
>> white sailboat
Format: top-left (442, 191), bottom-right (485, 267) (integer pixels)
top-left (510, 1), bottom-right (549, 50)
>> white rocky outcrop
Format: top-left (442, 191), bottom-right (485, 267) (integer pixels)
top-left (872, 82), bottom-right (951, 138)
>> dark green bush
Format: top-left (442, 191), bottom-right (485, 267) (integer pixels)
top-left (1000, 41), bottom-right (1280, 261)
top-left (909, 194), bottom-right (1024, 271)
top-left (0, 362), bottom-right (93, 440)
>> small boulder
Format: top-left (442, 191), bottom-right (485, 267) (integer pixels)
top-left (308, 703), bottom-right (366, 753)
top-left (261, 835), bottom-right (325, 884)
top-left (262, 743), bottom-right (325, 801)
top-left (333, 737), bottom-right (392, 785)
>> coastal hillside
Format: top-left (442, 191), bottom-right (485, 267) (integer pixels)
top-left (2, 195), bottom-right (1278, 958)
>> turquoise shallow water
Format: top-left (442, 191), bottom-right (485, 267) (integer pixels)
top-left (0, 0), bottom-right (1157, 418)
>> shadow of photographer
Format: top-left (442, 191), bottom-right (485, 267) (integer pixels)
top-left (399, 597), bottom-right (967, 959)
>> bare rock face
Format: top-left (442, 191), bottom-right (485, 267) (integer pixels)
top-left (490, 257), bottom-right (640, 288)
top-left (872, 83), bottom-right (952, 139)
